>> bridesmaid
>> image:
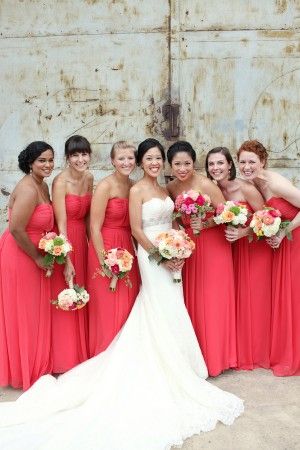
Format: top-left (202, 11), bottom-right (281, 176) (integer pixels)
top-left (167, 141), bottom-right (237, 376)
top-left (205, 147), bottom-right (273, 370)
top-left (51, 135), bottom-right (93, 373)
top-left (88, 141), bottom-right (140, 357)
top-left (0, 141), bottom-right (54, 390)
top-left (237, 140), bottom-right (300, 376)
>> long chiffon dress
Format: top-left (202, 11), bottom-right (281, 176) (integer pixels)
top-left (0, 196), bottom-right (243, 450)
top-left (267, 197), bottom-right (300, 376)
top-left (183, 222), bottom-right (237, 376)
top-left (51, 193), bottom-right (91, 373)
top-left (87, 197), bottom-right (140, 357)
top-left (232, 202), bottom-right (273, 370)
top-left (0, 203), bottom-right (53, 390)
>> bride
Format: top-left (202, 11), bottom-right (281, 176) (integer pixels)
top-left (0, 139), bottom-right (243, 450)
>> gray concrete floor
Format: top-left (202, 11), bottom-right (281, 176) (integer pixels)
top-left (0, 369), bottom-right (299, 450)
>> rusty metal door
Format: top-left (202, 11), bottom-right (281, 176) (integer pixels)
top-left (169, 0), bottom-right (300, 180)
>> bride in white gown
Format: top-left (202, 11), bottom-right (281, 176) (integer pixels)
top-left (0, 139), bottom-right (243, 450)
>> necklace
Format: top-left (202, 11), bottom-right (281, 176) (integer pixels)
top-left (30, 174), bottom-right (49, 203)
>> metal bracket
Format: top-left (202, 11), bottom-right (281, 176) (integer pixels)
top-left (162, 102), bottom-right (180, 140)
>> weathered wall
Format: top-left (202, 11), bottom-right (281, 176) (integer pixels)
top-left (0, 0), bottom-right (299, 230)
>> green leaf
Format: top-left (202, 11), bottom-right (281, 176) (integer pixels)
top-left (55, 255), bottom-right (66, 265)
top-left (43, 254), bottom-right (54, 266)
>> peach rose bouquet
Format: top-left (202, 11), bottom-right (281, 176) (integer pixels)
top-left (38, 232), bottom-right (72, 276)
top-left (94, 247), bottom-right (134, 291)
top-left (250, 207), bottom-right (291, 240)
top-left (149, 229), bottom-right (195, 282)
top-left (173, 190), bottom-right (214, 235)
top-left (214, 201), bottom-right (249, 227)
top-left (51, 279), bottom-right (90, 311)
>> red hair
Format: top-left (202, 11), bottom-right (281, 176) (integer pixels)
top-left (237, 140), bottom-right (268, 167)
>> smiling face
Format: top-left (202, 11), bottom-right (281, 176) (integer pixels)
top-left (207, 152), bottom-right (231, 182)
top-left (238, 151), bottom-right (265, 180)
top-left (141, 146), bottom-right (164, 178)
top-left (31, 149), bottom-right (54, 178)
top-left (112, 147), bottom-right (136, 176)
top-left (67, 151), bottom-right (90, 173)
top-left (170, 151), bottom-right (194, 181)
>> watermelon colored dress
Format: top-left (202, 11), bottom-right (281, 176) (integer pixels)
top-left (183, 222), bottom-right (237, 376)
top-left (232, 202), bottom-right (273, 370)
top-left (0, 203), bottom-right (53, 390)
top-left (267, 197), bottom-right (300, 376)
top-left (51, 193), bottom-right (91, 373)
top-left (87, 198), bottom-right (140, 357)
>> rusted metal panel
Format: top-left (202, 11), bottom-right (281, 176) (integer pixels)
top-left (0, 1), bottom-right (170, 230)
top-left (171, 1), bottom-right (300, 181)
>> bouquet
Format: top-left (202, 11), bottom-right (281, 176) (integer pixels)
top-left (94, 247), bottom-right (134, 291)
top-left (149, 229), bottom-right (195, 282)
top-left (173, 190), bottom-right (214, 235)
top-left (250, 207), bottom-right (291, 240)
top-left (51, 279), bottom-right (89, 311)
top-left (214, 201), bottom-right (249, 227)
top-left (38, 232), bottom-right (72, 276)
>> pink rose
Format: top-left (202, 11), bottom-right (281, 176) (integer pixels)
top-left (269, 208), bottom-right (281, 218)
top-left (111, 264), bottom-right (120, 275)
top-left (196, 195), bottom-right (205, 206)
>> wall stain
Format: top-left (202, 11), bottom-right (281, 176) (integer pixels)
top-left (275, 0), bottom-right (287, 14)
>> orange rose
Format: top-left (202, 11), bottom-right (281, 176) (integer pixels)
top-left (222, 211), bottom-right (235, 222)
top-left (53, 246), bottom-right (63, 256)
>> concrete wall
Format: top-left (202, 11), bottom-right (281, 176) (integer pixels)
top-left (0, 0), bottom-right (299, 230)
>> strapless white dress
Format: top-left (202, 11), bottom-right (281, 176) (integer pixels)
top-left (0, 197), bottom-right (243, 450)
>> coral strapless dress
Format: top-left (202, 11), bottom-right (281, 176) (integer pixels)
top-left (87, 198), bottom-right (140, 357)
top-left (232, 202), bottom-right (273, 370)
top-left (183, 222), bottom-right (237, 376)
top-left (0, 204), bottom-right (53, 390)
top-left (51, 194), bottom-right (91, 373)
top-left (267, 197), bottom-right (300, 376)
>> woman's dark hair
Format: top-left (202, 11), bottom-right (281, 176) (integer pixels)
top-left (18, 141), bottom-right (54, 174)
top-left (167, 141), bottom-right (196, 165)
top-left (205, 147), bottom-right (236, 181)
top-left (65, 135), bottom-right (91, 158)
top-left (237, 140), bottom-right (268, 167)
top-left (136, 138), bottom-right (165, 166)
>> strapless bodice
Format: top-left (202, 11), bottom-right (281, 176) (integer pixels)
top-left (266, 197), bottom-right (299, 221)
top-left (142, 197), bottom-right (174, 232)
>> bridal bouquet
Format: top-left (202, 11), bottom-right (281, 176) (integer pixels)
top-left (51, 280), bottom-right (90, 311)
top-left (38, 232), bottom-right (73, 276)
top-left (250, 207), bottom-right (291, 239)
top-left (214, 201), bottom-right (249, 227)
top-left (173, 190), bottom-right (214, 235)
top-left (95, 247), bottom-right (134, 291)
top-left (149, 229), bottom-right (195, 282)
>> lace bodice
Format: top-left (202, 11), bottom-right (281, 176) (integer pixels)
top-left (142, 197), bottom-right (174, 230)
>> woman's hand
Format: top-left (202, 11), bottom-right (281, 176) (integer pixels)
top-left (64, 259), bottom-right (76, 283)
top-left (163, 258), bottom-right (184, 272)
top-left (225, 225), bottom-right (249, 242)
top-left (34, 254), bottom-right (48, 271)
top-left (190, 216), bottom-right (203, 233)
top-left (266, 231), bottom-right (285, 249)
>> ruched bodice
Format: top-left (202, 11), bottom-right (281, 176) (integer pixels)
top-left (142, 197), bottom-right (173, 232)
top-left (65, 194), bottom-right (91, 222)
top-left (266, 197), bottom-right (299, 221)
top-left (9, 203), bottom-right (53, 243)
top-left (102, 198), bottom-right (130, 230)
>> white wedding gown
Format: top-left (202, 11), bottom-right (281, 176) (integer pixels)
top-left (0, 197), bottom-right (243, 450)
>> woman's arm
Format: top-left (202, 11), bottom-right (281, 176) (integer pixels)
top-left (90, 180), bottom-right (110, 265)
top-left (9, 186), bottom-right (45, 269)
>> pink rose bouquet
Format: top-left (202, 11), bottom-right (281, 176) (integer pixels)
top-left (173, 190), bottom-right (214, 235)
top-left (250, 207), bottom-right (291, 240)
top-left (214, 201), bottom-right (249, 227)
top-left (95, 247), bottom-right (134, 291)
top-left (38, 232), bottom-right (72, 276)
top-left (149, 229), bottom-right (195, 282)
top-left (51, 280), bottom-right (90, 311)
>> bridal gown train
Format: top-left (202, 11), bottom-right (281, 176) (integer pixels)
top-left (0, 197), bottom-right (243, 450)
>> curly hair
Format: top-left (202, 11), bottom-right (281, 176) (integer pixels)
top-left (18, 141), bottom-right (54, 174)
top-left (237, 140), bottom-right (268, 167)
